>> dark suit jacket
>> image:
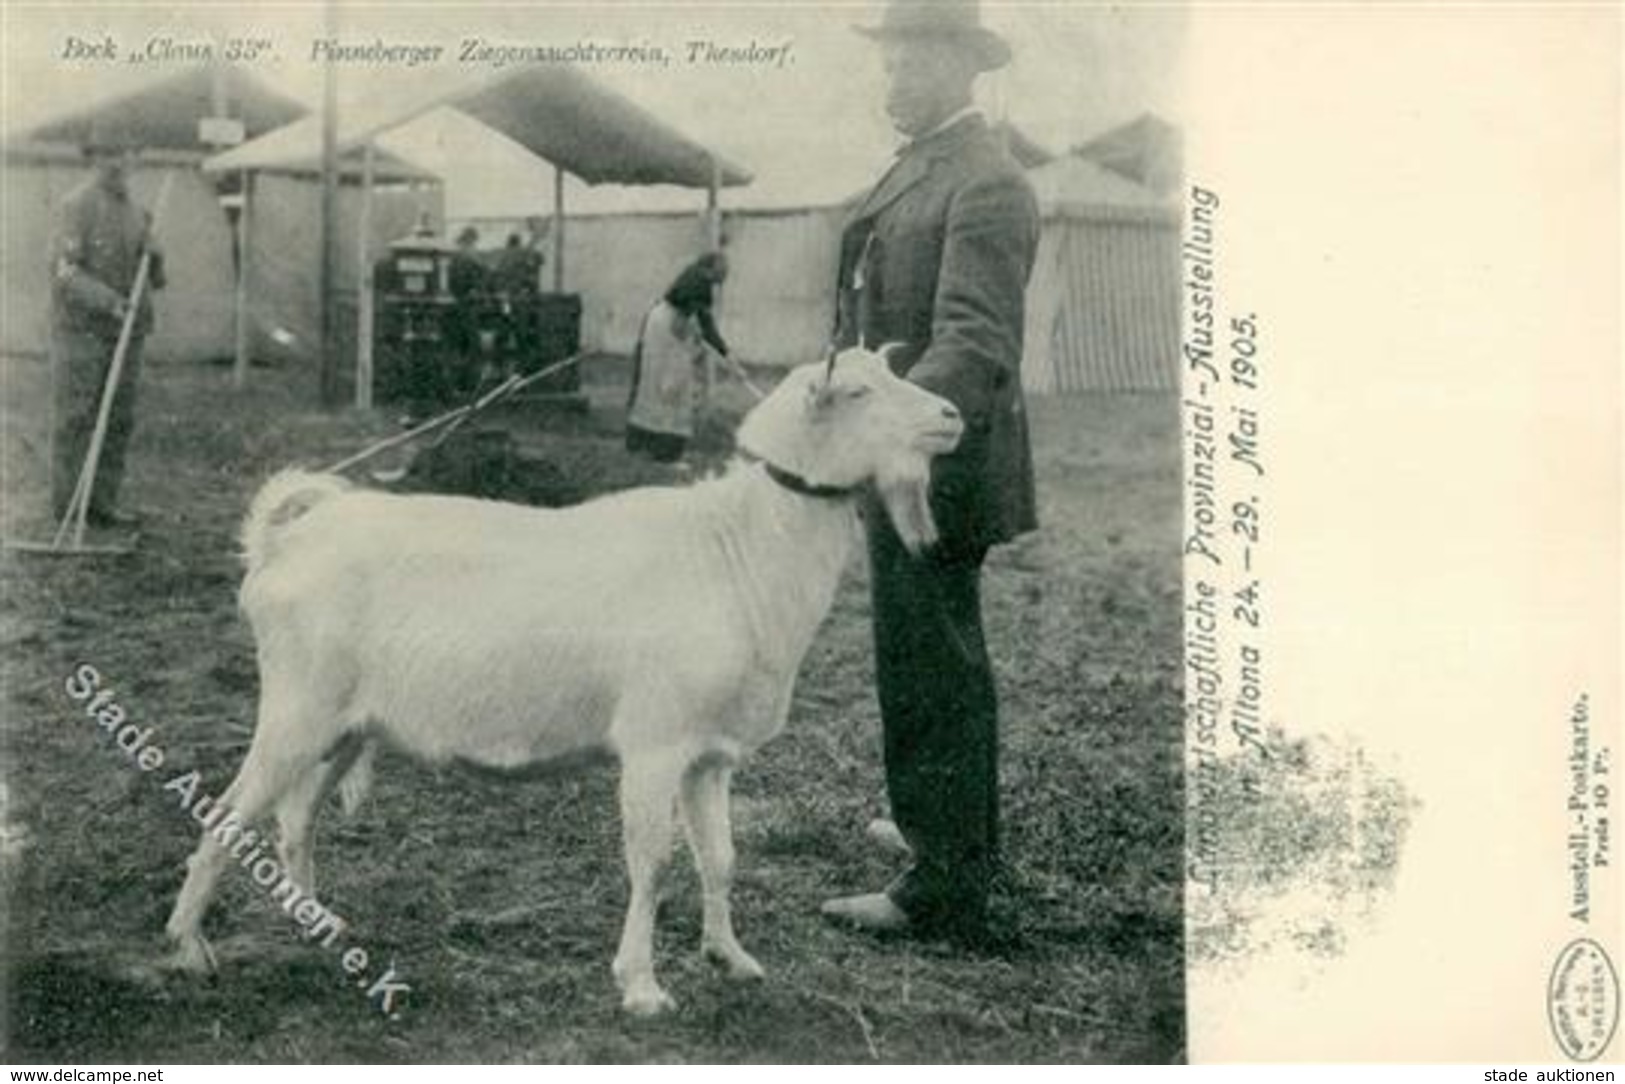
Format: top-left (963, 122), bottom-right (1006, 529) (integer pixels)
top-left (834, 114), bottom-right (1040, 551)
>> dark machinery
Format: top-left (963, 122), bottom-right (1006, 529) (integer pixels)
top-left (374, 222), bottom-right (585, 414)
top-left (373, 226), bottom-right (461, 415)
top-left (488, 240), bottom-right (584, 404)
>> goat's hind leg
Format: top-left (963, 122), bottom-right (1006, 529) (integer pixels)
top-left (275, 734), bottom-right (365, 898)
top-left (163, 696), bottom-right (333, 973)
top-left (680, 754), bottom-right (762, 981)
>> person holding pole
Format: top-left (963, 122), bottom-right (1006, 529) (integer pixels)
top-left (49, 118), bottom-right (165, 530)
top-left (624, 250), bottom-right (730, 466)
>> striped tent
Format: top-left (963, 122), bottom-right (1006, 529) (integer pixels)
top-left (1021, 154), bottom-right (1180, 394)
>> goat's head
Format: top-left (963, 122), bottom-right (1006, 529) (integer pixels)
top-left (736, 346), bottom-right (963, 553)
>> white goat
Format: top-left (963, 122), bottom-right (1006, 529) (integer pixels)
top-left (163, 346), bottom-right (962, 1015)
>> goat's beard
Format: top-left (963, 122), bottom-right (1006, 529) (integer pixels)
top-left (874, 460), bottom-right (939, 555)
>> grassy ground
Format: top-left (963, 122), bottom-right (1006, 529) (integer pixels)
top-left (1, 352), bottom-right (1183, 1063)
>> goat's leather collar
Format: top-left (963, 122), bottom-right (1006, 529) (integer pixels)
top-left (762, 461), bottom-right (858, 500)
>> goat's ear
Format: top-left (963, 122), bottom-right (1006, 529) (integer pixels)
top-left (876, 341), bottom-right (909, 367)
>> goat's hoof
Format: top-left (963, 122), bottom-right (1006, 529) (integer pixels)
top-left (704, 943), bottom-right (765, 982)
top-left (161, 934), bottom-right (218, 976)
top-left (621, 984), bottom-right (676, 1016)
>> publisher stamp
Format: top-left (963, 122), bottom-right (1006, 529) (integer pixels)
top-left (1549, 937), bottom-right (1619, 1062)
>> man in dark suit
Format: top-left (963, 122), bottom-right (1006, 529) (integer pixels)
top-left (821, 0), bottom-right (1040, 940)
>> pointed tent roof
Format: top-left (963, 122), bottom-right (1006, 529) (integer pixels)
top-left (207, 65), bottom-right (751, 190)
top-left (13, 64), bottom-right (306, 153)
top-left (1025, 154), bottom-right (1174, 221)
top-left (1072, 112), bottom-right (1182, 195)
top-left (991, 122), bottom-right (1055, 170)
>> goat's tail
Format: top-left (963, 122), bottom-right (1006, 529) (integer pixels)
top-left (337, 741), bottom-right (376, 817)
top-left (242, 469), bottom-right (350, 571)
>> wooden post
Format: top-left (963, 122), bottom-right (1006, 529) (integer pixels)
top-left (232, 170), bottom-right (252, 389)
top-left (552, 164), bottom-right (565, 292)
top-left (706, 154), bottom-right (721, 250)
top-left (355, 142), bottom-right (375, 409)
top-left (317, 0), bottom-right (340, 405)
top-left (210, 47), bottom-right (227, 118)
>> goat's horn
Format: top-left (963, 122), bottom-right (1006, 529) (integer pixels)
top-left (822, 343), bottom-right (837, 383)
top-left (877, 341), bottom-right (908, 364)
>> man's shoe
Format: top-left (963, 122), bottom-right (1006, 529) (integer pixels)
top-left (865, 818), bottom-right (913, 858)
top-left (820, 892), bottom-right (911, 935)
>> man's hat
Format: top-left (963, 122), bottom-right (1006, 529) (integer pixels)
top-left (853, 0), bottom-right (1012, 71)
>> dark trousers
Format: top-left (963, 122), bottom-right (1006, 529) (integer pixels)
top-left (865, 508), bottom-right (998, 932)
top-left (51, 326), bottom-right (143, 521)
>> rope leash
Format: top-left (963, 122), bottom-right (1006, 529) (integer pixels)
top-left (717, 350), bottom-right (768, 402)
top-left (323, 352), bottom-right (585, 474)
top-left (323, 344), bottom-right (771, 476)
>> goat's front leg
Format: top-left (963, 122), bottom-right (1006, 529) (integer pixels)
top-left (613, 754), bottom-right (681, 1015)
top-left (680, 756), bottom-right (762, 981)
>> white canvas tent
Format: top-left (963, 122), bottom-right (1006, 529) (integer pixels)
top-left (1, 65), bottom-right (307, 363)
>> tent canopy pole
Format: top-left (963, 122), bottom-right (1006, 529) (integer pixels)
top-left (706, 153), bottom-right (721, 250)
top-left (233, 169), bottom-right (252, 388)
top-left (356, 142), bottom-right (376, 410)
top-left (552, 164), bottom-right (565, 292)
top-left (317, 0), bottom-right (340, 405)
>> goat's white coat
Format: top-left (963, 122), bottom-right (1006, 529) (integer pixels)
top-left (163, 349), bottom-right (962, 1014)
